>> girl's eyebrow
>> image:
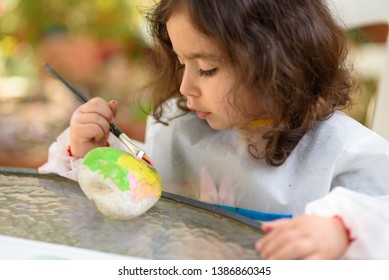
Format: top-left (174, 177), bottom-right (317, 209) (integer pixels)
top-left (187, 51), bottom-right (219, 60)
top-left (173, 49), bottom-right (219, 61)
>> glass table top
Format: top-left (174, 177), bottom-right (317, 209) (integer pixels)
top-left (0, 168), bottom-right (263, 259)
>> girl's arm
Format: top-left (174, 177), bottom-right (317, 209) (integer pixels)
top-left (255, 187), bottom-right (389, 259)
top-left (305, 187), bottom-right (389, 259)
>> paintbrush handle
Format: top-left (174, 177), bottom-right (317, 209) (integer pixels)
top-left (44, 63), bottom-right (88, 103)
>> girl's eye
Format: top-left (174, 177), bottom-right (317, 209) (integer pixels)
top-left (198, 68), bottom-right (218, 77)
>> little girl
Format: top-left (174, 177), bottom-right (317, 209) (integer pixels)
top-left (39, 0), bottom-right (389, 259)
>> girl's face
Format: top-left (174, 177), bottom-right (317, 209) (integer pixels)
top-left (166, 11), bottom-right (248, 130)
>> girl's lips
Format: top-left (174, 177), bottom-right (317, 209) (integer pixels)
top-left (196, 110), bottom-right (211, 119)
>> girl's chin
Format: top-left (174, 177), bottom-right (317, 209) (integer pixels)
top-left (205, 119), bottom-right (233, 131)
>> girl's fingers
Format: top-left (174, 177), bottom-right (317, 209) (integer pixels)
top-left (304, 252), bottom-right (322, 260)
top-left (268, 238), bottom-right (316, 260)
top-left (258, 227), bottom-right (296, 259)
top-left (256, 220), bottom-right (289, 252)
top-left (256, 216), bottom-right (347, 260)
top-left (81, 123), bottom-right (106, 143)
top-left (257, 218), bottom-right (316, 259)
top-left (76, 113), bottom-right (111, 140)
top-left (79, 97), bottom-right (115, 122)
top-left (109, 100), bottom-right (118, 118)
top-left (261, 219), bottom-right (292, 232)
top-left (69, 97), bottom-right (115, 158)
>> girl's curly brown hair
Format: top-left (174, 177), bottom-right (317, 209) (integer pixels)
top-left (143, 0), bottom-right (353, 166)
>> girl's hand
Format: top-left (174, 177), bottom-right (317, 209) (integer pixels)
top-left (255, 215), bottom-right (349, 259)
top-left (70, 97), bottom-right (118, 158)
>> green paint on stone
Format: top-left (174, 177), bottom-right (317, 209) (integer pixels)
top-left (83, 147), bottom-right (132, 191)
top-left (82, 147), bottom-right (161, 193)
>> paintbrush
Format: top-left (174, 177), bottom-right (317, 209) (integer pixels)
top-left (44, 63), bottom-right (153, 165)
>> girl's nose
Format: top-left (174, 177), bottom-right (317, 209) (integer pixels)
top-left (180, 70), bottom-right (200, 97)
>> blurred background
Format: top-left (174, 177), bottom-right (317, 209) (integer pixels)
top-left (0, 0), bottom-right (153, 168)
top-left (0, 0), bottom-right (388, 168)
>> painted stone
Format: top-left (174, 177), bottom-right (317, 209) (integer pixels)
top-left (78, 147), bottom-right (162, 220)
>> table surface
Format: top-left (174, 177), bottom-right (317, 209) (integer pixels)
top-left (0, 168), bottom-right (263, 259)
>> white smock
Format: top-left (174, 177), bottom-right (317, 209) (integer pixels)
top-left (39, 103), bottom-right (389, 259)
